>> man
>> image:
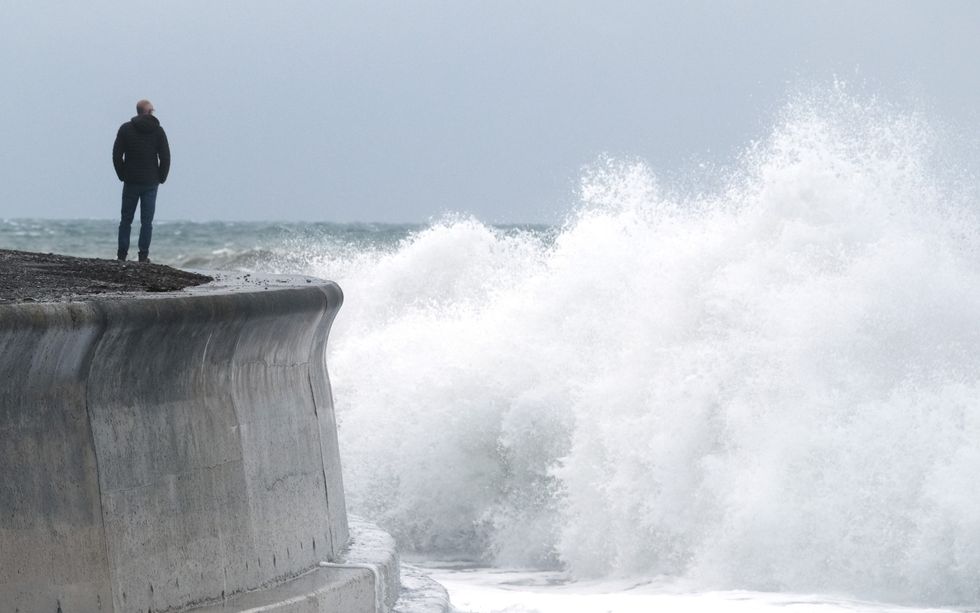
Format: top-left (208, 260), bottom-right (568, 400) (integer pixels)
top-left (112, 99), bottom-right (170, 262)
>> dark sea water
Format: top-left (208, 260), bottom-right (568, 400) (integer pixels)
top-left (0, 218), bottom-right (424, 272)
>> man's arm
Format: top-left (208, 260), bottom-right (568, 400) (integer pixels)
top-left (158, 128), bottom-right (171, 184)
top-left (112, 126), bottom-right (125, 181)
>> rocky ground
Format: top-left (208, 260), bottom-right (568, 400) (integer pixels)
top-left (0, 249), bottom-right (212, 303)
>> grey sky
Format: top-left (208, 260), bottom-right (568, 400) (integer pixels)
top-left (1, 1), bottom-right (978, 223)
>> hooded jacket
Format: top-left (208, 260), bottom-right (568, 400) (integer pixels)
top-left (112, 114), bottom-right (171, 185)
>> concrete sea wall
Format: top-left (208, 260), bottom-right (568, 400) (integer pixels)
top-left (0, 283), bottom-right (350, 612)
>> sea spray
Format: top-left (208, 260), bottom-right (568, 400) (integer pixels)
top-left (320, 90), bottom-right (980, 606)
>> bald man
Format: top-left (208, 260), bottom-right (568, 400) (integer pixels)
top-left (112, 99), bottom-right (171, 262)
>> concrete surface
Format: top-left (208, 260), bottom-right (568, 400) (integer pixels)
top-left (393, 565), bottom-right (454, 613)
top-left (188, 566), bottom-right (376, 613)
top-left (345, 517), bottom-right (402, 611)
top-left (0, 282), bottom-right (349, 612)
top-left (186, 517), bottom-right (432, 613)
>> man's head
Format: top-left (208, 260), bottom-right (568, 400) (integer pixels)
top-left (136, 99), bottom-right (155, 116)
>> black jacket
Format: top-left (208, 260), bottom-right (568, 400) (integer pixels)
top-left (112, 114), bottom-right (170, 185)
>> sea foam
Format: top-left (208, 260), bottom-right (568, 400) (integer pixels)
top-left (318, 88), bottom-right (980, 607)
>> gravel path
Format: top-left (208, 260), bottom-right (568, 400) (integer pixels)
top-left (0, 249), bottom-right (212, 303)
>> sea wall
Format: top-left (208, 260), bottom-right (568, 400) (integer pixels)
top-left (0, 283), bottom-right (349, 612)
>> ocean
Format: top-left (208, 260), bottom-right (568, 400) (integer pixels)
top-left (3, 92), bottom-right (979, 613)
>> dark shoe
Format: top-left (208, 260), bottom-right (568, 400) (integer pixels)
top-left (138, 253), bottom-right (150, 263)
top-left (117, 257), bottom-right (126, 262)
top-left (139, 257), bottom-right (151, 264)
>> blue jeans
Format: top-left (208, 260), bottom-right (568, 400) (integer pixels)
top-left (117, 183), bottom-right (158, 260)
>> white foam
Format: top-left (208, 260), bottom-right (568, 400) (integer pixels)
top-left (427, 567), bottom-right (956, 613)
top-left (317, 87), bottom-right (980, 607)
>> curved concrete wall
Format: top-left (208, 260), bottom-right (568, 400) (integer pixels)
top-left (0, 283), bottom-right (348, 613)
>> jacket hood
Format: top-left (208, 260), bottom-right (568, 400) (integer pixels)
top-left (130, 114), bottom-right (160, 133)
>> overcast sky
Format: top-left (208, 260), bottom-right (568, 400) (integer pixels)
top-left (1, 1), bottom-right (978, 223)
